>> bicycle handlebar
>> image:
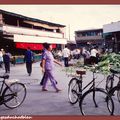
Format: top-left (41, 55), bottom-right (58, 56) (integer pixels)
top-left (0, 75), bottom-right (9, 79)
top-left (110, 68), bottom-right (120, 74)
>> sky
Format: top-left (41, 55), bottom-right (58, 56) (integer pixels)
top-left (0, 5), bottom-right (120, 41)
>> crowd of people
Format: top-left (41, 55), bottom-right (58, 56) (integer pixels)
top-left (0, 43), bottom-right (105, 93)
top-left (38, 44), bottom-right (105, 92)
top-left (53, 45), bottom-right (103, 67)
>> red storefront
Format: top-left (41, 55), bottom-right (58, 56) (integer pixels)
top-left (16, 43), bottom-right (56, 50)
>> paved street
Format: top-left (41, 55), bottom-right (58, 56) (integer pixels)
top-left (0, 62), bottom-right (120, 116)
top-left (0, 62), bottom-right (81, 115)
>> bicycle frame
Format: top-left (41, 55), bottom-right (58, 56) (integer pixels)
top-left (0, 79), bottom-right (7, 96)
top-left (0, 79), bottom-right (7, 104)
top-left (77, 71), bottom-right (97, 95)
top-left (107, 73), bottom-right (120, 95)
top-left (0, 75), bottom-right (27, 109)
top-left (69, 70), bottom-right (98, 104)
top-left (110, 73), bottom-right (120, 87)
top-left (0, 78), bottom-right (17, 104)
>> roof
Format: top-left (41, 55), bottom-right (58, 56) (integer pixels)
top-left (0, 9), bottom-right (65, 27)
top-left (75, 28), bottom-right (103, 33)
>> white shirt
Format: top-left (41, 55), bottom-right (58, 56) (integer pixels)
top-left (0, 51), bottom-right (3, 62)
top-left (90, 49), bottom-right (98, 57)
top-left (62, 48), bottom-right (70, 58)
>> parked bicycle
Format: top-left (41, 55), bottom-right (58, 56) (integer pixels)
top-left (68, 66), bottom-right (114, 115)
top-left (106, 68), bottom-right (120, 102)
top-left (0, 74), bottom-right (27, 109)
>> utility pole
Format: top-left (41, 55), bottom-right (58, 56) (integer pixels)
top-left (68, 24), bottom-right (70, 41)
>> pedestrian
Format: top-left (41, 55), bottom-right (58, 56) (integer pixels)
top-left (40, 43), bottom-right (58, 86)
top-left (3, 50), bottom-right (11, 73)
top-left (40, 43), bottom-right (47, 86)
top-left (62, 45), bottom-right (70, 67)
top-left (57, 50), bottom-right (62, 61)
top-left (75, 48), bottom-right (80, 59)
top-left (84, 50), bottom-right (90, 65)
top-left (90, 46), bottom-right (99, 64)
top-left (0, 49), bottom-right (3, 68)
top-left (24, 47), bottom-right (34, 76)
top-left (41, 43), bottom-right (62, 92)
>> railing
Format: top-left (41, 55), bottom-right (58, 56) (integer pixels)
top-left (3, 25), bottom-right (64, 38)
top-left (75, 35), bottom-right (103, 41)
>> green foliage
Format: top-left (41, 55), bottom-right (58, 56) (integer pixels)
top-left (96, 53), bottom-right (120, 74)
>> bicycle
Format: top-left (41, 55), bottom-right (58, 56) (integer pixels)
top-left (106, 68), bottom-right (120, 102)
top-left (0, 74), bottom-right (27, 109)
top-left (68, 67), bottom-right (114, 115)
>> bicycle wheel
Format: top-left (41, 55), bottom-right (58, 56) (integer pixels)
top-left (117, 89), bottom-right (120, 102)
top-left (3, 82), bottom-right (26, 109)
top-left (79, 88), bottom-right (114, 115)
top-left (106, 75), bottom-right (114, 93)
top-left (109, 86), bottom-right (120, 103)
top-left (108, 86), bottom-right (120, 115)
top-left (117, 81), bottom-right (120, 102)
top-left (68, 78), bottom-right (79, 104)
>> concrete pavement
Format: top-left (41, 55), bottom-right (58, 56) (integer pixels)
top-left (0, 62), bottom-right (120, 115)
top-left (0, 62), bottom-right (81, 115)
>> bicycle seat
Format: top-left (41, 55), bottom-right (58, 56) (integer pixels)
top-left (0, 75), bottom-right (9, 79)
top-left (76, 70), bottom-right (86, 75)
top-left (110, 68), bottom-right (120, 74)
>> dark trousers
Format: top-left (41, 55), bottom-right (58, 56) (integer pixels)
top-left (26, 62), bottom-right (32, 74)
top-left (0, 61), bottom-right (3, 68)
top-left (4, 62), bottom-right (10, 73)
top-left (40, 72), bottom-right (46, 85)
top-left (90, 56), bottom-right (98, 64)
top-left (84, 58), bottom-right (90, 65)
top-left (64, 57), bottom-right (69, 67)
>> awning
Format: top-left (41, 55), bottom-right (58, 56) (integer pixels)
top-left (16, 42), bottom-right (56, 50)
top-left (14, 34), bottom-right (67, 44)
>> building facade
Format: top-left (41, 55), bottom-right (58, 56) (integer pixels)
top-left (75, 28), bottom-right (104, 50)
top-left (0, 9), bottom-right (67, 55)
top-left (103, 21), bottom-right (120, 53)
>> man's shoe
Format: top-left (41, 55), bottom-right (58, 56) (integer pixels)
top-left (28, 73), bottom-right (31, 76)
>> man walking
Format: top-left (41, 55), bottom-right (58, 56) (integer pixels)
top-left (24, 47), bottom-right (34, 76)
top-left (90, 46), bottom-right (99, 64)
top-left (62, 45), bottom-right (70, 67)
top-left (0, 49), bottom-right (3, 68)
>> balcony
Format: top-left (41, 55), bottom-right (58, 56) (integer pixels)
top-left (2, 25), bottom-right (64, 38)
